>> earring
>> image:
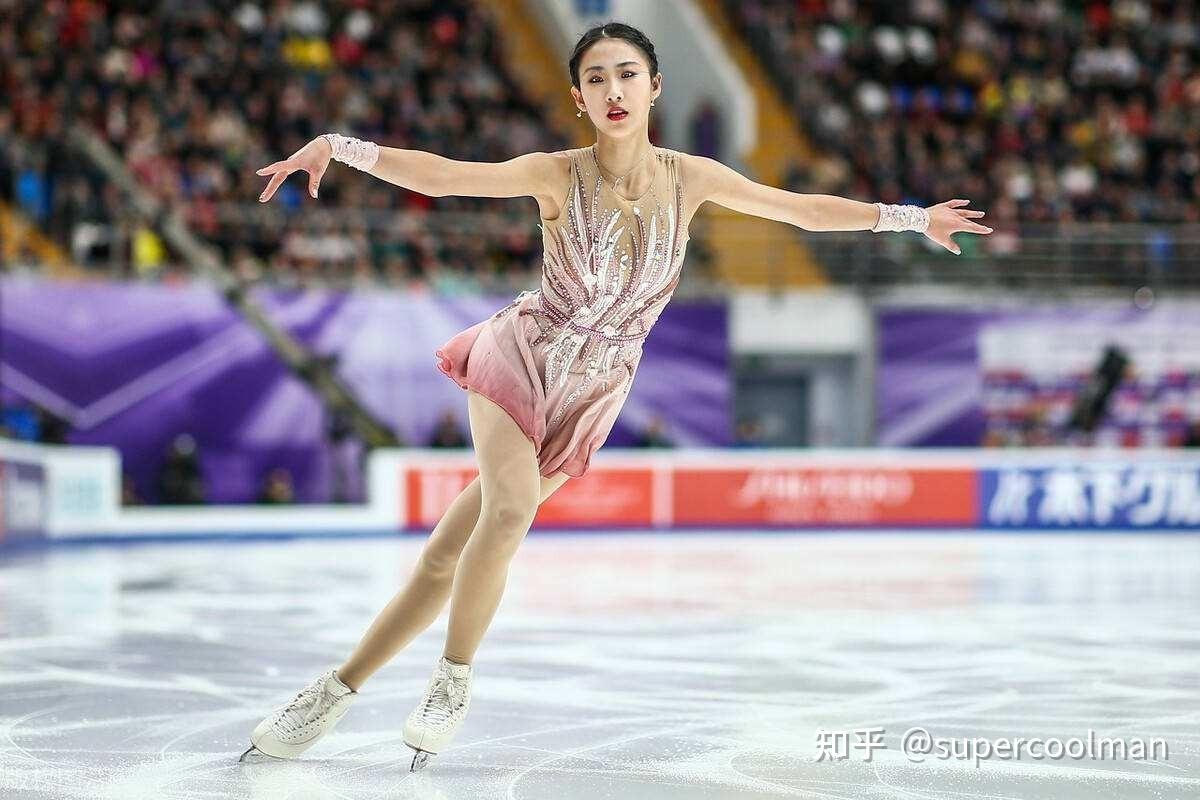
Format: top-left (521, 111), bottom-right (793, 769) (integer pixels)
top-left (577, 109), bottom-right (583, 117)
top-left (650, 101), bottom-right (655, 107)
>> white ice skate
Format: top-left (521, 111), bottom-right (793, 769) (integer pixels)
top-left (238, 667), bottom-right (358, 761)
top-left (402, 656), bottom-right (473, 770)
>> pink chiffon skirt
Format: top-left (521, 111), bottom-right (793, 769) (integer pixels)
top-left (435, 292), bottom-right (634, 478)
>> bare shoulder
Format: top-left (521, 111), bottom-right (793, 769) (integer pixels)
top-left (504, 150), bottom-right (571, 189)
top-left (674, 151), bottom-right (729, 196)
top-left (542, 149), bottom-right (574, 186)
top-left (667, 150), bottom-right (731, 221)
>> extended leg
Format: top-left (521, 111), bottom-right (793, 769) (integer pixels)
top-left (441, 390), bottom-right (547, 665)
top-left (334, 475), bottom-right (483, 690)
top-left (242, 395), bottom-right (567, 765)
top-left (402, 391), bottom-right (560, 769)
top-left (336, 416), bottom-right (568, 690)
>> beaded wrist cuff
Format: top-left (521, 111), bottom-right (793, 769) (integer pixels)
top-left (871, 202), bottom-right (930, 234)
top-left (321, 133), bottom-right (379, 172)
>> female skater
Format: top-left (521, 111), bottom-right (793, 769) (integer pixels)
top-left (240, 22), bottom-right (992, 771)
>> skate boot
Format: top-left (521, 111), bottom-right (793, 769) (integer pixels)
top-left (402, 656), bottom-right (473, 770)
top-left (238, 667), bottom-right (358, 761)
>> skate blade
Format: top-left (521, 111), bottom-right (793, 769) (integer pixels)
top-left (407, 745), bottom-right (433, 771)
top-left (238, 744), bottom-right (277, 763)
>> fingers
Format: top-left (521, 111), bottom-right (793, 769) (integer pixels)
top-left (935, 225), bottom-right (991, 257)
top-left (930, 230), bottom-right (962, 255)
top-left (308, 164), bottom-right (326, 199)
top-left (256, 155), bottom-right (327, 201)
top-left (255, 160), bottom-right (291, 176)
top-left (940, 204), bottom-right (993, 234)
top-left (259, 170), bottom-right (289, 202)
top-left (927, 232), bottom-right (958, 255)
top-left (955, 221), bottom-right (993, 234)
top-left (946, 198), bottom-right (970, 207)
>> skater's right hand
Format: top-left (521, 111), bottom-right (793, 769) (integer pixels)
top-left (256, 137), bottom-right (333, 202)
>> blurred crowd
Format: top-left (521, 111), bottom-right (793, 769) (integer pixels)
top-left (730, 0), bottom-right (1200, 238)
top-left (6, 0), bottom-right (1198, 290)
top-left (0, 0), bottom-right (568, 288)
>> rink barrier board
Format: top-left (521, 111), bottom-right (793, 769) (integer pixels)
top-left (0, 457), bottom-right (48, 544)
top-left (2, 441), bottom-right (1198, 540)
top-left (407, 458), bottom-right (1198, 531)
top-left (980, 463), bottom-right (1200, 529)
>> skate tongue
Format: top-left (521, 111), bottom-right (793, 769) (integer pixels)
top-left (440, 658), bottom-right (472, 679)
top-left (330, 670), bottom-right (356, 694)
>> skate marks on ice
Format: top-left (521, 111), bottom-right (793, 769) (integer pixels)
top-left (0, 533), bottom-right (1198, 798)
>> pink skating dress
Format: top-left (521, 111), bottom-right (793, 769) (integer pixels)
top-left (436, 145), bottom-right (691, 478)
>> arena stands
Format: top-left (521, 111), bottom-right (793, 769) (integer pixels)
top-left (725, 0), bottom-right (1200, 287)
top-left (728, 0), bottom-right (1199, 223)
top-left (0, 0), bottom-right (569, 288)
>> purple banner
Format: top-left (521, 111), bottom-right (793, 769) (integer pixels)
top-left (876, 304), bottom-right (1200, 447)
top-left (1, 277), bottom-right (729, 504)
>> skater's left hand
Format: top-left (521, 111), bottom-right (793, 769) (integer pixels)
top-left (256, 136), bottom-right (333, 202)
top-left (923, 199), bottom-right (993, 255)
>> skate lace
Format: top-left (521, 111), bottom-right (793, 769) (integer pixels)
top-left (273, 678), bottom-right (335, 735)
top-left (422, 671), bottom-right (467, 727)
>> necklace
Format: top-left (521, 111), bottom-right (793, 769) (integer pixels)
top-left (591, 144), bottom-right (655, 201)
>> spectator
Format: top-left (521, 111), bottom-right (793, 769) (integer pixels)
top-left (121, 473), bottom-right (143, 506)
top-left (1, 405), bottom-right (40, 441)
top-left (36, 406), bottom-right (70, 444)
top-left (632, 414), bottom-right (674, 448)
top-left (158, 433), bottom-right (205, 504)
top-left (731, 416), bottom-right (765, 448)
top-left (257, 467), bottom-right (296, 504)
top-left (0, 0), bottom-right (569, 286)
top-left (429, 408), bottom-right (468, 447)
top-left (725, 0), bottom-right (1200, 236)
top-left (688, 98), bottom-right (722, 159)
top-left (1184, 421), bottom-right (1200, 448)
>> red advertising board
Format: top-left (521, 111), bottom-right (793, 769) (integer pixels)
top-left (533, 468), bottom-right (654, 526)
top-left (399, 459), bottom-right (978, 529)
top-left (404, 465), bottom-right (656, 529)
top-left (672, 467), bottom-right (978, 526)
top-left (404, 466), bottom-right (479, 529)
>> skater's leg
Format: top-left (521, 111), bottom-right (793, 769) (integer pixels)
top-left (337, 431), bottom-right (569, 690)
top-left (441, 390), bottom-right (549, 665)
top-left (335, 475), bottom-right (483, 690)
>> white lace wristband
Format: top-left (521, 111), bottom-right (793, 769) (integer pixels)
top-left (321, 133), bottom-right (380, 172)
top-left (871, 202), bottom-right (930, 233)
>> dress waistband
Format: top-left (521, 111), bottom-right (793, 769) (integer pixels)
top-left (517, 291), bottom-right (649, 344)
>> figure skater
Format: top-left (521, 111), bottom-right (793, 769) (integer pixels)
top-left (240, 21), bottom-right (993, 771)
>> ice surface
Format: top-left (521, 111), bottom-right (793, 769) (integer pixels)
top-left (1, 531), bottom-right (1198, 798)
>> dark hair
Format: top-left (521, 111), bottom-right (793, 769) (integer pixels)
top-left (568, 22), bottom-right (659, 90)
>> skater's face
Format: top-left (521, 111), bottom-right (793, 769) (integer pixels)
top-left (572, 39), bottom-right (661, 138)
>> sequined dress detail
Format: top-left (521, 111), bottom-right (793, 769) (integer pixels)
top-left (435, 145), bottom-right (690, 478)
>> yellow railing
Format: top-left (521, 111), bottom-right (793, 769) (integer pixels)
top-left (688, 0), bottom-right (827, 288)
top-left (485, 0), bottom-right (593, 148)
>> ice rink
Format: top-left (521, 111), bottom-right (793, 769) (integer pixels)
top-left (1, 531), bottom-right (1198, 799)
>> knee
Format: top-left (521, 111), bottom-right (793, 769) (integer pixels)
top-left (479, 500), bottom-right (536, 538)
top-left (417, 545), bottom-right (460, 580)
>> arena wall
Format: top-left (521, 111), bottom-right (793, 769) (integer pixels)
top-left (4, 440), bottom-right (1196, 544)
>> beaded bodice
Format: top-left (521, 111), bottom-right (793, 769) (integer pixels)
top-left (500, 145), bottom-right (689, 423)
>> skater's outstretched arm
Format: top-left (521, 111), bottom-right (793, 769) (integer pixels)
top-left (256, 134), bottom-right (563, 205)
top-left (683, 153), bottom-right (992, 255)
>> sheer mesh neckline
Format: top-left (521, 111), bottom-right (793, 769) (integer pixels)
top-left (588, 144), bottom-right (661, 204)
